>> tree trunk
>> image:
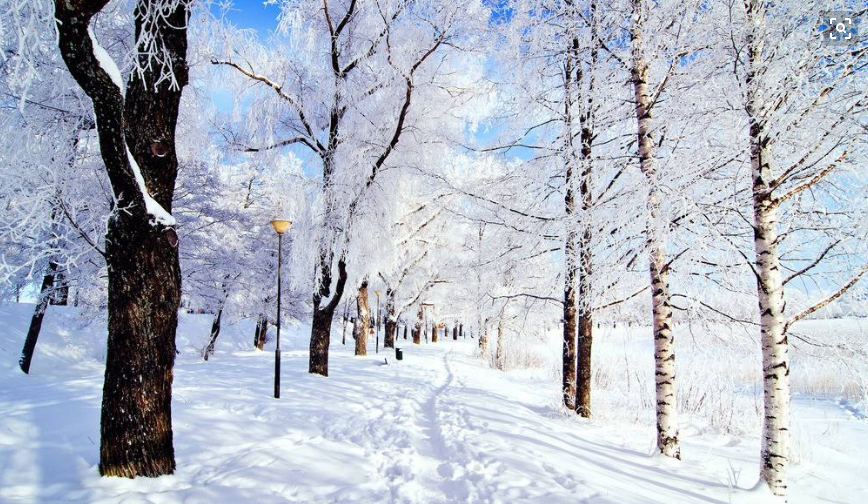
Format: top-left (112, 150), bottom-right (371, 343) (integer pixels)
top-left (55, 0), bottom-right (191, 478)
top-left (101, 211), bottom-right (182, 478)
top-left (354, 281), bottom-right (370, 356)
top-left (342, 296), bottom-right (350, 345)
top-left (559, 34), bottom-right (581, 412)
top-left (202, 307), bottom-right (223, 361)
top-left (384, 290), bottom-right (397, 348)
top-left (576, 311), bottom-right (593, 417)
top-left (630, 0), bottom-right (680, 459)
top-left (309, 255), bottom-right (348, 376)
top-left (19, 261), bottom-right (58, 374)
top-left (575, 15), bottom-right (597, 418)
top-left (254, 314), bottom-right (267, 350)
top-left (432, 321), bottom-right (439, 343)
top-left (403, 323), bottom-right (408, 340)
top-left (50, 266), bottom-right (69, 306)
top-left (413, 307), bottom-right (423, 345)
top-left (495, 311), bottom-right (505, 370)
top-left (460, 323), bottom-right (464, 339)
top-left (479, 318), bottom-right (488, 353)
top-left (745, 3), bottom-right (789, 493)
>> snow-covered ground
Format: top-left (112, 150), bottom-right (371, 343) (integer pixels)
top-left (1, 303), bottom-right (866, 503)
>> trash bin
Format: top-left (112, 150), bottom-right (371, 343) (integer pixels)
top-left (395, 347), bottom-right (403, 361)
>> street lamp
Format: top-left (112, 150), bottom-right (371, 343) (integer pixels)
top-left (270, 219), bottom-right (292, 399)
top-left (374, 290), bottom-right (381, 354)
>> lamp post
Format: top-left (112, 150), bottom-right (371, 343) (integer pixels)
top-left (374, 290), bottom-right (381, 354)
top-left (270, 219), bottom-right (292, 399)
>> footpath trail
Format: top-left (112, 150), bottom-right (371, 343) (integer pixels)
top-left (1, 306), bottom-right (866, 504)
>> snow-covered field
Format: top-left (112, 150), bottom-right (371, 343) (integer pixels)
top-left (1, 303), bottom-right (866, 503)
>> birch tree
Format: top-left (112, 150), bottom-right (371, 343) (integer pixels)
top-left (714, 0), bottom-right (868, 496)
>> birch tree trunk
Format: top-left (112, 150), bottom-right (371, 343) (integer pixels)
top-left (495, 310), bottom-right (506, 370)
top-left (745, 2), bottom-right (789, 494)
top-left (630, 0), bottom-right (680, 459)
top-left (384, 290), bottom-right (397, 348)
top-left (354, 281), bottom-right (371, 356)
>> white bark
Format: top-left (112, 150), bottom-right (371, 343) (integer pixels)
top-left (630, 0), bottom-right (680, 460)
top-left (745, 1), bottom-right (789, 495)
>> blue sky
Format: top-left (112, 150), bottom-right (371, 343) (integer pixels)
top-left (215, 1), bottom-right (280, 36)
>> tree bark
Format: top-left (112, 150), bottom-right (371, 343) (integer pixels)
top-left (55, 0), bottom-right (190, 478)
top-left (202, 307), bottom-right (223, 361)
top-left (354, 281), bottom-right (370, 356)
top-left (561, 36), bottom-right (579, 412)
top-left (479, 318), bottom-right (488, 354)
top-left (19, 261), bottom-right (58, 374)
top-left (575, 10), bottom-right (598, 418)
top-left (413, 307), bottom-right (423, 345)
top-left (745, 2), bottom-right (789, 494)
top-left (495, 311), bottom-right (505, 370)
top-left (403, 323), bottom-right (408, 340)
top-left (384, 290), bottom-right (397, 348)
top-left (432, 321), bottom-right (439, 343)
top-left (254, 314), bottom-right (267, 350)
top-left (630, 0), bottom-right (680, 459)
top-left (309, 254), bottom-right (348, 376)
top-left (50, 266), bottom-right (69, 306)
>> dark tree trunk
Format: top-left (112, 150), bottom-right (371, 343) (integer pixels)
top-left (385, 319), bottom-right (397, 348)
top-left (453, 326), bottom-right (458, 341)
top-left (403, 324), bottom-right (408, 340)
top-left (460, 323), bottom-right (464, 339)
top-left (101, 211), bottom-right (181, 478)
top-left (560, 35), bottom-right (580, 411)
top-left (354, 281), bottom-right (370, 356)
top-left (202, 308), bottom-right (223, 361)
top-left (576, 312), bottom-right (593, 417)
top-left (432, 322), bottom-right (439, 343)
top-left (309, 257), bottom-right (347, 376)
top-left (19, 261), bottom-right (58, 374)
top-left (54, 0), bottom-right (190, 478)
top-left (254, 314), bottom-right (267, 350)
top-left (50, 266), bottom-right (69, 306)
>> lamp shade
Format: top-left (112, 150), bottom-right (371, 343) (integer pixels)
top-left (270, 219), bottom-right (292, 234)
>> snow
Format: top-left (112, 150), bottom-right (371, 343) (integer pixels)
top-left (86, 24), bottom-right (175, 227)
top-left (1, 303), bottom-right (867, 503)
top-left (125, 145), bottom-right (177, 226)
top-left (87, 26), bottom-right (123, 91)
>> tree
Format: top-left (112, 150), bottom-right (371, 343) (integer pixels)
top-left (211, 0), bottom-right (480, 376)
top-left (51, 0), bottom-right (191, 477)
top-left (714, 0), bottom-right (868, 496)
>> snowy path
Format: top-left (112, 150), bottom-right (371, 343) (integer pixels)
top-left (1, 306), bottom-right (867, 503)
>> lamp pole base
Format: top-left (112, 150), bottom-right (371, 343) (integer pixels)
top-left (274, 348), bottom-right (281, 399)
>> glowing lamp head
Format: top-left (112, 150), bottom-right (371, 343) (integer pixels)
top-left (270, 219), bottom-right (292, 234)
